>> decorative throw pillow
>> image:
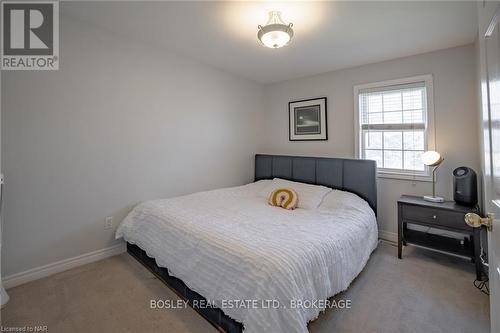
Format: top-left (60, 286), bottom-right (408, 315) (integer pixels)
top-left (268, 188), bottom-right (298, 210)
top-left (260, 178), bottom-right (332, 210)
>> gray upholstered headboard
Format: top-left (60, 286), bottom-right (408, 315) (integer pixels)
top-left (255, 154), bottom-right (377, 214)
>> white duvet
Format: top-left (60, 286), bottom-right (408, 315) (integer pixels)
top-left (116, 180), bottom-right (378, 333)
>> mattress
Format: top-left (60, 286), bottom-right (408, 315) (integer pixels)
top-left (116, 180), bottom-right (378, 333)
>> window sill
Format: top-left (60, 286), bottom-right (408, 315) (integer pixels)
top-left (377, 171), bottom-right (432, 182)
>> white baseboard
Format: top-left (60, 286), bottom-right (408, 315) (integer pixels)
top-left (378, 230), bottom-right (397, 243)
top-left (4, 242), bottom-right (126, 289)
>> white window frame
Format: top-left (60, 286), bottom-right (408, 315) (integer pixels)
top-left (354, 74), bottom-right (435, 182)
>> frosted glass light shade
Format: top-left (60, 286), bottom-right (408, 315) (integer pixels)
top-left (260, 29), bottom-right (291, 48)
top-left (421, 151), bottom-right (443, 166)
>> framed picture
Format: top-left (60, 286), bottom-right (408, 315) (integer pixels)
top-left (289, 97), bottom-right (327, 141)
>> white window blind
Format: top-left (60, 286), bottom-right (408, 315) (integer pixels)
top-left (357, 80), bottom-right (430, 176)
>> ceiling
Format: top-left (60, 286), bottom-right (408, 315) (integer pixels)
top-left (62, 1), bottom-right (478, 84)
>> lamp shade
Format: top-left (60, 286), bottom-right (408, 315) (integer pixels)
top-left (257, 11), bottom-right (294, 49)
top-left (421, 151), bottom-right (443, 167)
top-left (259, 28), bottom-right (292, 48)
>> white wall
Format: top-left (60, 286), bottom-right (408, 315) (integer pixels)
top-left (1, 13), bottom-right (480, 278)
top-left (262, 44), bottom-right (480, 239)
top-left (1, 16), bottom-right (264, 277)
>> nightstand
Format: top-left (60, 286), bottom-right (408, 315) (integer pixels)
top-left (397, 195), bottom-right (483, 280)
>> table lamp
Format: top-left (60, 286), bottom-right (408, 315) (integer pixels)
top-left (422, 151), bottom-right (444, 203)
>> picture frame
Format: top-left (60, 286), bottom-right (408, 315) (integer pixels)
top-left (288, 97), bottom-right (327, 141)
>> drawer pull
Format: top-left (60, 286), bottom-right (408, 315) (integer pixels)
top-left (432, 215), bottom-right (437, 219)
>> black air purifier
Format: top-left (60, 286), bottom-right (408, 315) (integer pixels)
top-left (453, 167), bottom-right (477, 206)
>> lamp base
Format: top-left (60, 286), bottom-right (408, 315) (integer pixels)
top-left (423, 195), bottom-right (444, 203)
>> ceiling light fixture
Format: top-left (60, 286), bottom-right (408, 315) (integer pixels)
top-left (257, 11), bottom-right (294, 49)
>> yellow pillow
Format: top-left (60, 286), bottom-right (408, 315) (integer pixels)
top-left (268, 188), bottom-right (298, 210)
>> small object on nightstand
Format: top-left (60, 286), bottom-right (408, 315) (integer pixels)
top-left (398, 195), bottom-right (483, 281)
top-left (453, 167), bottom-right (478, 206)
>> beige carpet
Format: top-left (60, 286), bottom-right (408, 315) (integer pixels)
top-left (1, 242), bottom-right (490, 333)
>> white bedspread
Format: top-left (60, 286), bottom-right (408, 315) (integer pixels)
top-left (116, 181), bottom-right (378, 333)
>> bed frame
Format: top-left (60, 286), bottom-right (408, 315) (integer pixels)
top-left (254, 154), bottom-right (377, 214)
top-left (127, 154), bottom-right (377, 332)
top-left (127, 242), bottom-right (243, 332)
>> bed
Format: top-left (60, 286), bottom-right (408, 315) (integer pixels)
top-left (116, 154), bottom-right (378, 333)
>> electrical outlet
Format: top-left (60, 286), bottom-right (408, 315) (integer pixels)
top-left (105, 216), bottom-right (113, 230)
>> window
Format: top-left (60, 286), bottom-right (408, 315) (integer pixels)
top-left (354, 75), bottom-right (435, 181)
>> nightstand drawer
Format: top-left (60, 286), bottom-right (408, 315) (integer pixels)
top-left (437, 210), bottom-right (472, 231)
top-left (402, 205), bottom-right (472, 230)
top-left (402, 205), bottom-right (439, 224)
